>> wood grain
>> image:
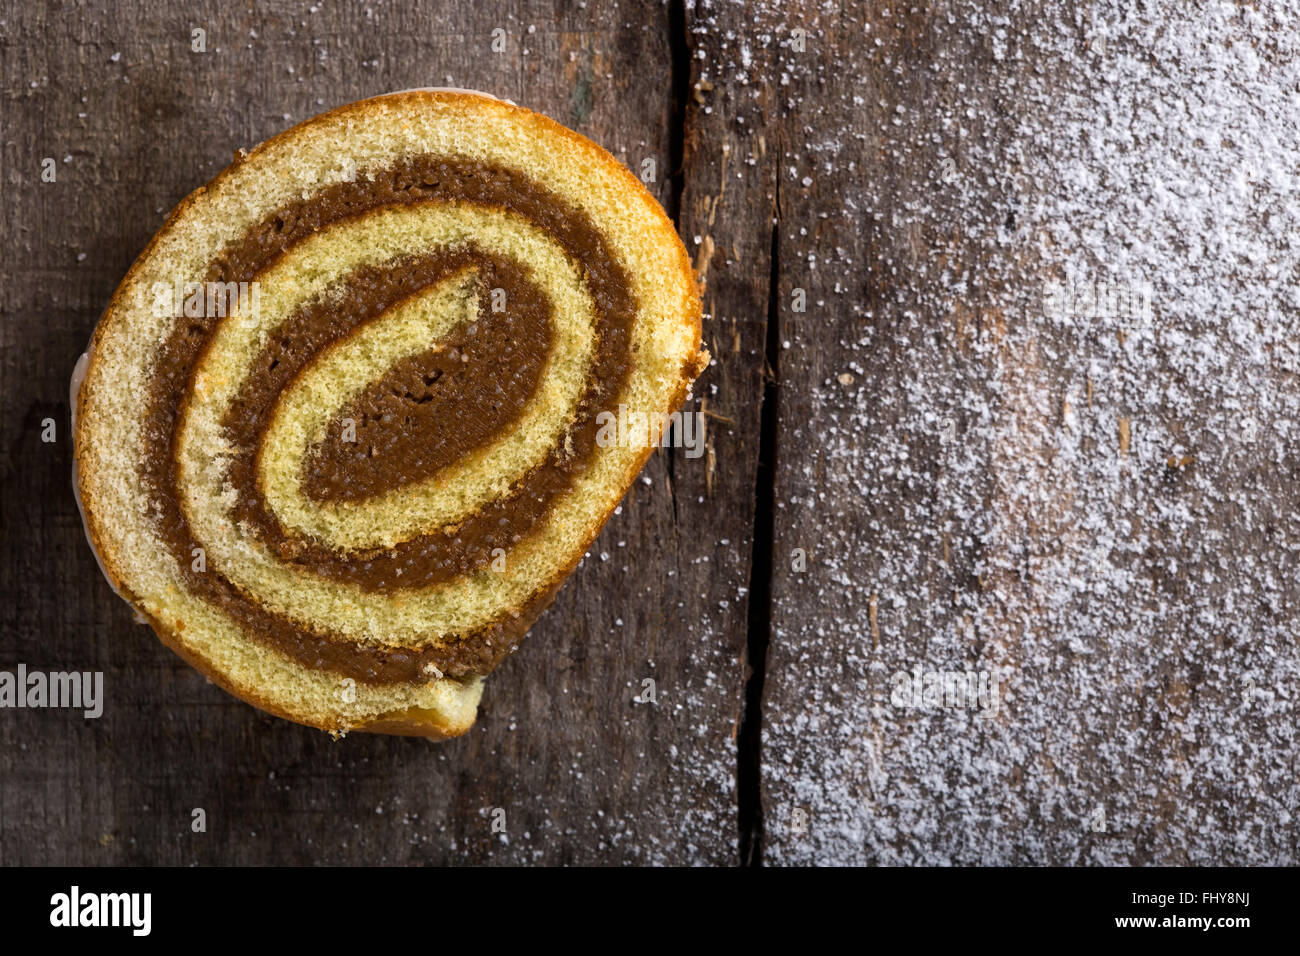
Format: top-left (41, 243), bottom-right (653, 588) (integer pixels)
top-left (757, 0), bottom-right (1300, 865)
top-left (5, 0), bottom-right (1295, 867)
top-left (0, 0), bottom-right (755, 866)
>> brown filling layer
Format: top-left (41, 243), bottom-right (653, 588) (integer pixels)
top-left (139, 156), bottom-right (636, 682)
top-left (300, 256), bottom-right (551, 503)
top-left (225, 248), bottom-right (564, 588)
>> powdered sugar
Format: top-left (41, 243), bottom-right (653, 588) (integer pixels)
top-left (761, 0), bottom-right (1300, 864)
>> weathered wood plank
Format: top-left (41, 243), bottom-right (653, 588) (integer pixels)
top-left (0, 0), bottom-right (755, 865)
top-left (675, 0), bottom-right (793, 865)
top-left (12, 0), bottom-right (1288, 870)
top-left (761, 0), bottom-right (1300, 865)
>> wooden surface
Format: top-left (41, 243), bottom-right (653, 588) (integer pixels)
top-left (2, 0), bottom-right (1297, 865)
top-left (1, 0), bottom-right (760, 867)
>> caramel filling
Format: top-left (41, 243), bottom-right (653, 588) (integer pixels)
top-left (139, 158), bottom-right (636, 682)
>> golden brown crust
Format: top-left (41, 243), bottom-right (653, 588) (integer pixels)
top-left (135, 605), bottom-right (476, 740)
top-left (73, 89), bottom-right (706, 738)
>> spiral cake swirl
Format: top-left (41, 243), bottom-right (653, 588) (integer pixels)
top-left (73, 91), bottom-right (706, 738)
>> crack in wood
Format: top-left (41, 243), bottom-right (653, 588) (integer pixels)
top-left (738, 186), bottom-right (781, 867)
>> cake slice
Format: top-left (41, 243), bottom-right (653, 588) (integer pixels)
top-left (72, 90), bottom-right (707, 738)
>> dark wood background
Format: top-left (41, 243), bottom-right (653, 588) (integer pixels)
top-left (2, 0), bottom-right (1297, 865)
